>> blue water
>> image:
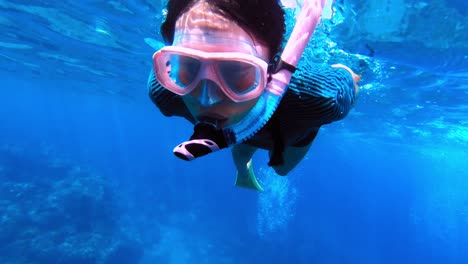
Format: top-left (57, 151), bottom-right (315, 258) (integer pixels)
top-left (1, 0), bottom-right (467, 263)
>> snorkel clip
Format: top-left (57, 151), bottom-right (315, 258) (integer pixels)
top-left (268, 54), bottom-right (297, 75)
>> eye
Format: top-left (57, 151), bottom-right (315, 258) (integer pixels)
top-left (168, 54), bottom-right (201, 86)
top-left (218, 61), bottom-right (259, 93)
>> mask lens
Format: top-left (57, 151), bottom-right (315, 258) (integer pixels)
top-left (217, 61), bottom-right (260, 95)
top-left (167, 54), bottom-right (201, 88)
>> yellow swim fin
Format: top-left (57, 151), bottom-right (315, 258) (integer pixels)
top-left (235, 160), bottom-right (264, 192)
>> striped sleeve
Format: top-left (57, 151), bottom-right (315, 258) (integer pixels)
top-left (284, 62), bottom-right (357, 126)
top-left (147, 69), bottom-right (195, 123)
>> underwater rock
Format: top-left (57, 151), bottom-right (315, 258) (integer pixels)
top-left (0, 144), bottom-right (143, 264)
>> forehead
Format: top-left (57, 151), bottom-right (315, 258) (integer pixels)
top-left (175, 2), bottom-right (235, 33)
top-left (174, 2), bottom-right (253, 44)
top-left (173, 1), bottom-right (268, 57)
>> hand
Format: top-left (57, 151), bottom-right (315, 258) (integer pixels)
top-left (331, 63), bottom-right (361, 94)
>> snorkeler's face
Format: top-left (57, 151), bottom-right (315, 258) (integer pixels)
top-left (173, 1), bottom-right (270, 127)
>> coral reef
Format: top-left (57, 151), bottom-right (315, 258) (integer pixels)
top-left (0, 144), bottom-right (143, 264)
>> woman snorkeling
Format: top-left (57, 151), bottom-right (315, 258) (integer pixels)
top-left (148, 0), bottom-right (360, 191)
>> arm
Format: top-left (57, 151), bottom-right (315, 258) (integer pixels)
top-left (331, 63), bottom-right (361, 95)
top-left (287, 62), bottom-right (359, 125)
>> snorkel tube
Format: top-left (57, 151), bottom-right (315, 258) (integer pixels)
top-left (173, 0), bottom-right (326, 161)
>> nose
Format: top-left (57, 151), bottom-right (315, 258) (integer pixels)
top-left (193, 80), bottom-right (224, 106)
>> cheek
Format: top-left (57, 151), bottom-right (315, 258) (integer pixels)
top-left (182, 97), bottom-right (200, 117)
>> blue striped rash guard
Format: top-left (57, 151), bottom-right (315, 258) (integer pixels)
top-left (148, 62), bottom-right (357, 152)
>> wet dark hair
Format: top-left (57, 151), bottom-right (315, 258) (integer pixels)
top-left (160, 0), bottom-right (285, 62)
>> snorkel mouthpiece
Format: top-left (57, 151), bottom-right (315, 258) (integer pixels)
top-left (173, 118), bottom-right (228, 161)
top-left (173, 0), bottom-right (326, 161)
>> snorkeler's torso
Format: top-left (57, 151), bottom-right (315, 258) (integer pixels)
top-left (244, 82), bottom-right (324, 151)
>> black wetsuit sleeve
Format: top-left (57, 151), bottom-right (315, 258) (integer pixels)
top-left (245, 63), bottom-right (357, 152)
top-left (147, 69), bottom-right (196, 123)
top-left (286, 63), bottom-right (357, 125)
